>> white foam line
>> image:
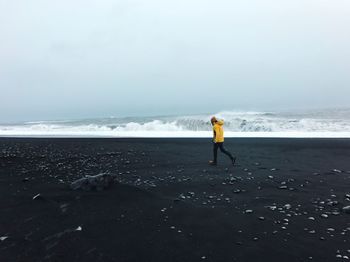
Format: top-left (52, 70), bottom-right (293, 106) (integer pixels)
top-left (1, 131), bottom-right (350, 138)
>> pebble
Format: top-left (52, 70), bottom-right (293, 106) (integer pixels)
top-left (321, 214), bottom-right (328, 218)
top-left (259, 217), bottom-right (265, 220)
top-left (267, 206), bottom-right (277, 211)
top-left (343, 206), bottom-right (350, 214)
top-left (75, 226), bottom-right (82, 231)
top-left (284, 204), bottom-right (291, 209)
top-left (308, 217), bottom-right (315, 220)
top-left (245, 209), bottom-right (253, 213)
top-left (0, 236), bottom-right (8, 241)
top-left (32, 193), bottom-right (41, 200)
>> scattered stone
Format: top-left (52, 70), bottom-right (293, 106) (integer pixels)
top-left (284, 204), bottom-right (291, 209)
top-left (333, 169), bottom-right (342, 173)
top-left (60, 203), bottom-right (69, 213)
top-left (70, 173), bottom-right (116, 191)
top-left (267, 205), bottom-right (277, 211)
top-left (321, 214), bottom-right (328, 218)
top-left (279, 186), bottom-right (287, 190)
top-left (308, 217), bottom-right (315, 220)
top-left (0, 236), bottom-right (8, 241)
top-left (259, 217), bottom-right (265, 220)
top-left (32, 193), bottom-right (42, 200)
top-left (75, 226), bottom-right (82, 231)
top-left (245, 209), bottom-right (253, 214)
top-left (343, 206), bottom-right (350, 214)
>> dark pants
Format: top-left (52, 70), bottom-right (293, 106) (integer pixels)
top-left (213, 142), bottom-right (234, 163)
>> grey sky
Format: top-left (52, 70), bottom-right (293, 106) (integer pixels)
top-left (0, 0), bottom-right (349, 122)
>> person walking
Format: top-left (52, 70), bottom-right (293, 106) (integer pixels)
top-left (209, 116), bottom-right (236, 166)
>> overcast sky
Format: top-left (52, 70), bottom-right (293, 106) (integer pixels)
top-left (0, 0), bottom-right (349, 122)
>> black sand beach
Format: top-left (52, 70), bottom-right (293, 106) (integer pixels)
top-left (1, 138), bottom-right (350, 262)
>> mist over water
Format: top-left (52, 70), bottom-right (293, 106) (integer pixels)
top-left (1, 108), bottom-right (350, 138)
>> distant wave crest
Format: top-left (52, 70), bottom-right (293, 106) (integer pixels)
top-left (1, 110), bottom-right (350, 137)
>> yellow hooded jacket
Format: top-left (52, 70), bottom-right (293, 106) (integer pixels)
top-left (213, 119), bottom-right (224, 143)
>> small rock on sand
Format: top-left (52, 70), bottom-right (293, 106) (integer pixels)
top-left (343, 206), bottom-right (350, 214)
top-left (32, 193), bottom-right (42, 200)
top-left (70, 173), bottom-right (116, 191)
top-left (0, 236), bottom-right (8, 241)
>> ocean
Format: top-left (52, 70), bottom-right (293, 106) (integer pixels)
top-left (1, 108), bottom-right (350, 138)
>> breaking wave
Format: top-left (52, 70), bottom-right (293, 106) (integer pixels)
top-left (1, 109), bottom-right (350, 138)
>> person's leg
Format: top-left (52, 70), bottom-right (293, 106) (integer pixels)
top-left (218, 143), bottom-right (236, 164)
top-left (213, 142), bottom-right (219, 163)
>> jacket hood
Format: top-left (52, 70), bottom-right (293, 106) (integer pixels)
top-left (216, 119), bottom-right (224, 126)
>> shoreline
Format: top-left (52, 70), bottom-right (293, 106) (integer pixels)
top-left (1, 132), bottom-right (350, 138)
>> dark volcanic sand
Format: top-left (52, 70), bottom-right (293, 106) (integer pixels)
top-left (1, 138), bottom-right (350, 262)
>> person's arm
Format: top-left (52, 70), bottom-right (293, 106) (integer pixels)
top-left (213, 126), bottom-right (216, 142)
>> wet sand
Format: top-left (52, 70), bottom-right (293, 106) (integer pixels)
top-left (1, 138), bottom-right (350, 262)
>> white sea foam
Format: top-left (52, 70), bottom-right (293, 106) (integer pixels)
top-left (1, 109), bottom-right (350, 138)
